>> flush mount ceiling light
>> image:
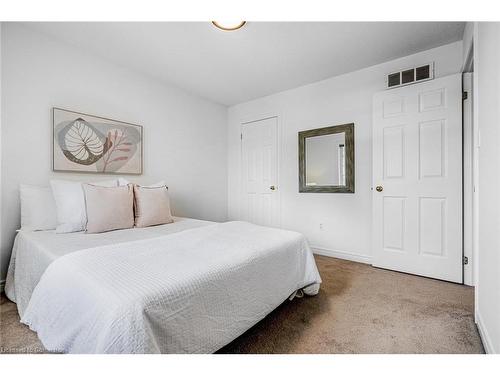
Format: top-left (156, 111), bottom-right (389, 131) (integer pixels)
top-left (211, 21), bottom-right (246, 31)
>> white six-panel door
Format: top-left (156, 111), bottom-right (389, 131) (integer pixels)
top-left (241, 117), bottom-right (279, 227)
top-left (372, 74), bottom-right (462, 283)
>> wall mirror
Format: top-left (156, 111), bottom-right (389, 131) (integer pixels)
top-left (299, 123), bottom-right (354, 193)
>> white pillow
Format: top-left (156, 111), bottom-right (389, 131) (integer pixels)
top-left (118, 179), bottom-right (166, 188)
top-left (117, 178), bottom-right (130, 186)
top-left (50, 179), bottom-right (118, 233)
top-left (20, 185), bottom-right (58, 231)
top-left (143, 181), bottom-right (166, 188)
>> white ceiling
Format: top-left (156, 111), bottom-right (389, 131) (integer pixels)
top-left (25, 22), bottom-right (465, 106)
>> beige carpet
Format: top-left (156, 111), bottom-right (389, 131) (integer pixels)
top-left (0, 255), bottom-right (484, 354)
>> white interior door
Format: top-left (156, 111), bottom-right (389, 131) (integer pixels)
top-left (372, 73), bottom-right (463, 283)
top-left (241, 117), bottom-right (279, 227)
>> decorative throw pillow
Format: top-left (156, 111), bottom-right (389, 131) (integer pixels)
top-left (20, 185), bottom-right (58, 231)
top-left (83, 184), bottom-right (134, 234)
top-left (133, 184), bottom-right (173, 228)
top-left (50, 179), bottom-right (119, 233)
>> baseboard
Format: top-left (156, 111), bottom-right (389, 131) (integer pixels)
top-left (312, 246), bottom-right (372, 264)
top-left (0, 279), bottom-right (5, 294)
top-left (476, 309), bottom-right (495, 353)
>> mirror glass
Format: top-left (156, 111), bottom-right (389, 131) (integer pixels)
top-left (305, 132), bottom-right (346, 187)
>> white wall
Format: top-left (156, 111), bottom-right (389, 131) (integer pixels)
top-left (462, 22), bottom-right (474, 69)
top-left (228, 41), bottom-right (463, 262)
top-left (0, 23), bottom-right (228, 282)
top-left (475, 22), bottom-right (500, 354)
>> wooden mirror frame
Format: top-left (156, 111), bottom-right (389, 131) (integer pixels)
top-left (298, 123), bottom-right (355, 193)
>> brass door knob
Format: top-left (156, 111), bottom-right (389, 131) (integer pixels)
top-left (375, 185), bottom-right (383, 192)
top-left (270, 185), bottom-right (276, 191)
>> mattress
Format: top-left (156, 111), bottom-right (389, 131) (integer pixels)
top-left (5, 216), bottom-right (214, 316)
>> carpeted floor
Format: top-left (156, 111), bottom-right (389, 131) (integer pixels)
top-left (0, 255), bottom-right (484, 354)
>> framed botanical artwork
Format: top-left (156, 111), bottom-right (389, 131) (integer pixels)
top-left (52, 107), bottom-right (143, 175)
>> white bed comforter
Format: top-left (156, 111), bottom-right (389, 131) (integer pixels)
top-left (21, 221), bottom-right (321, 353)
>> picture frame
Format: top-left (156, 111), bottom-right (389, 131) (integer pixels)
top-left (52, 107), bottom-right (143, 175)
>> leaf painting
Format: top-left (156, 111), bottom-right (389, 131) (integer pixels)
top-left (53, 108), bottom-right (142, 174)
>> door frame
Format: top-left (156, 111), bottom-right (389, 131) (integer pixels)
top-left (463, 72), bottom-right (475, 286)
top-left (462, 41), bottom-right (477, 287)
top-left (239, 114), bottom-right (282, 228)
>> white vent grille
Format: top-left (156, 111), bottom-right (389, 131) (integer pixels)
top-left (386, 62), bottom-right (434, 89)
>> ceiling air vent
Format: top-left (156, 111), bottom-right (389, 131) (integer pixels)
top-left (386, 62), bottom-right (434, 89)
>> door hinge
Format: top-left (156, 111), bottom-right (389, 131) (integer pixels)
top-left (462, 91), bottom-right (468, 100)
top-left (463, 256), bottom-right (469, 265)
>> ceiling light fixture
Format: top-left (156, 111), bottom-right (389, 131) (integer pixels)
top-left (211, 21), bottom-right (246, 31)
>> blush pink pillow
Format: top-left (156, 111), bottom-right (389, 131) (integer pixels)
top-left (133, 184), bottom-right (173, 228)
top-left (83, 184), bottom-right (134, 233)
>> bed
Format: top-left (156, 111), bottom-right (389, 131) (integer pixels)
top-left (5, 217), bottom-right (321, 354)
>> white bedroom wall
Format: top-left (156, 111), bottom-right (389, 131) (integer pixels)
top-left (462, 22), bottom-right (474, 69)
top-left (227, 41), bottom-right (463, 262)
top-left (475, 22), bottom-right (500, 354)
top-left (0, 23), bottom-right (228, 282)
